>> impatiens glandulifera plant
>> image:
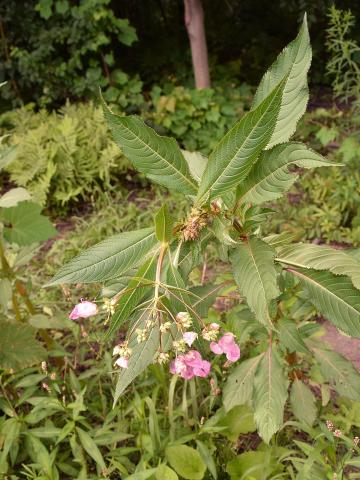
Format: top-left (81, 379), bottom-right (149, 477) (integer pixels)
top-left (48, 15), bottom-right (360, 443)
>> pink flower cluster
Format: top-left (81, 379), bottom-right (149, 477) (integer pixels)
top-left (69, 300), bottom-right (98, 320)
top-left (210, 332), bottom-right (240, 362)
top-left (170, 350), bottom-right (210, 379)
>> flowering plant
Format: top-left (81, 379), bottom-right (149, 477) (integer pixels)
top-left (48, 15), bottom-right (360, 444)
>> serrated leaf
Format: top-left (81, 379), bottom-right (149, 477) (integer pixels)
top-left (278, 319), bottom-right (309, 353)
top-left (165, 445), bottom-right (206, 480)
top-left (237, 143), bottom-right (338, 205)
top-left (190, 283), bottom-right (222, 317)
top-left (113, 326), bottom-right (159, 405)
top-left (289, 268), bottom-right (360, 338)
top-left (0, 188), bottom-right (31, 208)
top-left (277, 243), bottom-right (360, 290)
top-left (290, 379), bottom-right (317, 425)
top-left (106, 256), bottom-right (157, 338)
top-left (154, 204), bottom-right (173, 243)
top-left (0, 320), bottom-right (47, 370)
top-left (3, 202), bottom-right (57, 246)
top-left (312, 346), bottom-right (360, 401)
top-left (102, 103), bottom-right (197, 195)
top-left (230, 238), bottom-right (280, 326)
top-left (197, 76), bottom-right (287, 203)
top-left (252, 15), bottom-right (311, 147)
top-left (182, 150), bottom-right (208, 183)
top-left (223, 354), bottom-right (264, 411)
top-left (76, 427), bottom-right (106, 470)
top-left (253, 346), bottom-right (289, 443)
top-left (48, 227), bottom-right (157, 285)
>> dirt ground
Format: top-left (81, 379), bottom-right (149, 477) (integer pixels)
top-left (322, 321), bottom-right (360, 371)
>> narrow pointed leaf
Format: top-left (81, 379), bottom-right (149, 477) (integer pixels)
top-left (76, 427), bottom-right (106, 470)
top-left (237, 143), bottom-right (338, 205)
top-left (253, 346), bottom-right (289, 443)
top-left (277, 243), bottom-right (360, 290)
top-left (223, 354), bottom-right (264, 411)
top-left (48, 228), bottom-right (157, 285)
top-left (312, 346), bottom-right (360, 400)
top-left (289, 268), bottom-right (360, 338)
top-left (230, 238), bottom-right (280, 326)
top-left (290, 379), bottom-right (317, 425)
top-left (154, 204), bottom-right (173, 243)
top-left (102, 103), bottom-right (197, 195)
top-left (252, 15), bottom-right (311, 147)
top-left (106, 256), bottom-right (157, 338)
top-left (197, 76), bottom-right (287, 203)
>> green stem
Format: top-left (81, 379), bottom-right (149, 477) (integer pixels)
top-left (168, 374), bottom-right (178, 442)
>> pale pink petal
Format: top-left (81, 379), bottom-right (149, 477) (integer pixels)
top-left (210, 342), bottom-right (223, 355)
top-left (69, 305), bottom-right (80, 320)
top-left (115, 357), bottom-right (128, 368)
top-left (184, 350), bottom-right (202, 367)
top-left (218, 332), bottom-right (235, 348)
top-left (225, 344), bottom-right (240, 362)
top-left (69, 301), bottom-right (98, 319)
top-left (181, 367), bottom-right (195, 379)
top-left (183, 331), bottom-right (198, 346)
top-left (210, 322), bottom-right (220, 330)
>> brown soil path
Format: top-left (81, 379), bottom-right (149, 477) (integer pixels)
top-left (321, 321), bottom-right (360, 371)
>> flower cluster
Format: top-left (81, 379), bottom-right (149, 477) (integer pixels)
top-left (170, 350), bottom-right (210, 379)
top-left (113, 343), bottom-right (132, 369)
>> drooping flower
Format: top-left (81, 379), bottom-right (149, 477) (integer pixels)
top-left (115, 357), bottom-right (128, 369)
top-left (183, 331), bottom-right (198, 346)
top-left (210, 332), bottom-right (240, 362)
top-left (170, 350), bottom-right (211, 379)
top-left (69, 300), bottom-right (98, 320)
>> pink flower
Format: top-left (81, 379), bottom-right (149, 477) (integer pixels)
top-left (170, 350), bottom-right (211, 379)
top-left (69, 300), bottom-right (98, 320)
top-left (210, 332), bottom-right (240, 362)
top-left (115, 357), bottom-right (128, 369)
top-left (183, 331), bottom-right (198, 346)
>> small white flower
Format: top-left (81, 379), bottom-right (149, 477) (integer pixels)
top-left (136, 328), bottom-right (148, 343)
top-left (155, 352), bottom-right (169, 364)
top-left (176, 312), bottom-right (192, 329)
top-left (183, 331), bottom-right (198, 346)
top-left (115, 357), bottom-right (129, 368)
top-left (160, 321), bottom-right (172, 333)
top-left (173, 339), bottom-right (187, 353)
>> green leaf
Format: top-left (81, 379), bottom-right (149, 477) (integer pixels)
top-left (195, 440), bottom-right (217, 480)
top-left (252, 15), bottom-right (311, 148)
top-left (156, 464), bottom-right (179, 480)
top-left (216, 405), bottom-right (256, 440)
top-left (190, 283), bottom-right (223, 317)
top-left (276, 243), bottom-right (360, 290)
top-left (165, 445), bottom-right (206, 480)
top-left (0, 188), bottom-right (31, 208)
top-left (106, 257), bottom-right (156, 338)
top-left (0, 418), bottom-right (21, 473)
top-left (289, 268), bottom-right (360, 338)
top-left (25, 434), bottom-right (53, 475)
top-left (197, 76), bottom-right (287, 203)
top-left (253, 346), bottom-right (289, 443)
top-left (0, 320), bottom-right (46, 371)
top-left (154, 204), bottom-right (173, 243)
top-left (3, 202), bottom-right (57, 246)
top-left (278, 319), bottom-right (309, 354)
top-left (230, 238), bottom-right (280, 326)
top-left (182, 150), bottom-right (207, 183)
top-left (76, 427), bottom-right (106, 470)
top-left (313, 346), bottom-right (360, 401)
top-left (237, 143), bottom-right (338, 206)
top-left (226, 451), bottom-right (274, 480)
top-left (48, 227), bottom-right (158, 285)
top-left (290, 379), bottom-right (317, 425)
top-left (113, 326), bottom-right (159, 405)
top-left (102, 103), bottom-right (197, 195)
top-left (223, 354), bottom-right (264, 411)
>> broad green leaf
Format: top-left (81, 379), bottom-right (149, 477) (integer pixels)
top-left (102, 103), bottom-right (197, 195)
top-left (126, 470), bottom-right (157, 480)
top-left (48, 227), bottom-right (157, 285)
top-left (289, 268), bottom-right (360, 338)
top-left (106, 257), bottom-right (156, 338)
top-left (223, 354), bottom-right (264, 411)
top-left (252, 15), bottom-right (311, 147)
top-left (165, 445), bottom-right (206, 480)
top-left (276, 243), bottom-right (360, 290)
top-left (182, 150), bottom-right (207, 183)
top-left (156, 464), bottom-right (179, 480)
top-left (230, 238), bottom-right (280, 326)
top-left (237, 143), bottom-right (338, 205)
top-left (76, 427), bottom-right (106, 470)
top-left (0, 320), bottom-right (46, 371)
top-left (313, 346), bottom-right (360, 401)
top-left (253, 346), bottom-right (289, 443)
top-left (290, 379), bottom-right (317, 425)
top-left (197, 76), bottom-right (287, 203)
top-left (3, 202), bottom-right (57, 246)
top-left (154, 204), bottom-right (173, 243)
top-left (195, 440), bottom-right (217, 480)
top-left (0, 187), bottom-right (31, 208)
top-left (113, 326), bottom-right (159, 405)
top-left (216, 405), bottom-right (256, 440)
top-left (278, 319), bottom-right (309, 354)
top-left (226, 451), bottom-right (276, 480)
top-left (0, 418), bottom-right (21, 473)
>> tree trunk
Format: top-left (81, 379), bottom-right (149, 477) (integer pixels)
top-left (184, 0), bottom-right (211, 89)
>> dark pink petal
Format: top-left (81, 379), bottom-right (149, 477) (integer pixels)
top-left (225, 344), bottom-right (240, 362)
